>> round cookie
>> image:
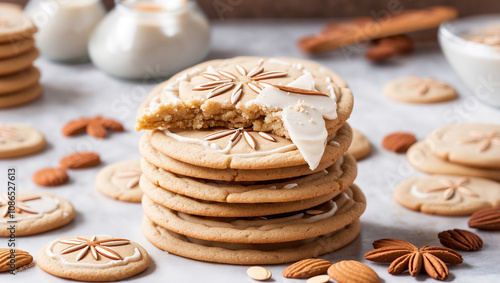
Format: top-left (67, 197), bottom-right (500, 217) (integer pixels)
top-left (0, 123), bottom-right (45, 159)
top-left (0, 7), bottom-right (37, 43)
top-left (139, 175), bottom-right (338, 217)
top-left (37, 235), bottom-right (150, 281)
top-left (139, 132), bottom-right (335, 181)
top-left (384, 76), bottom-right (457, 103)
top-left (142, 185), bottom-right (365, 243)
top-left (348, 128), bottom-right (370, 160)
top-left (427, 123), bottom-right (500, 169)
top-left (0, 66), bottom-right (40, 95)
top-left (394, 175), bottom-right (500, 216)
top-left (0, 48), bottom-right (39, 76)
top-left (0, 191), bottom-right (74, 236)
top-left (0, 83), bottom-right (42, 108)
top-left (407, 141), bottom-right (500, 182)
top-left (96, 160), bottom-right (143, 203)
top-left (149, 123), bottom-right (352, 170)
top-left (0, 38), bottom-right (35, 59)
top-left (141, 154), bottom-right (357, 203)
top-left (142, 216), bottom-right (360, 265)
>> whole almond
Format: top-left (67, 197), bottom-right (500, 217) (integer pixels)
top-left (378, 35), bottom-right (414, 53)
top-left (468, 207), bottom-right (500, 230)
top-left (283, 258), bottom-right (332, 279)
top-left (61, 118), bottom-right (89, 137)
top-left (438, 229), bottom-right (482, 251)
top-left (365, 44), bottom-right (398, 62)
top-left (98, 117), bottom-right (124, 132)
top-left (0, 248), bottom-right (33, 272)
top-left (32, 167), bottom-right (69, 187)
top-left (60, 152), bottom-right (100, 169)
top-left (86, 120), bottom-right (107, 139)
top-left (382, 132), bottom-right (417, 153)
top-left (328, 260), bottom-right (380, 283)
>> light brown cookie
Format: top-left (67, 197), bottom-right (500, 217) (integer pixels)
top-left (0, 38), bottom-right (34, 59)
top-left (0, 82), bottom-right (42, 109)
top-left (426, 123), bottom-right (500, 169)
top-left (348, 128), bottom-right (370, 160)
top-left (96, 160), bottom-right (143, 203)
top-left (0, 7), bottom-right (37, 44)
top-left (139, 175), bottom-right (338, 217)
top-left (407, 141), bottom-right (500, 182)
top-left (37, 235), bottom-right (150, 281)
top-left (394, 175), bottom-right (500, 216)
top-left (0, 248), bottom-right (33, 273)
top-left (0, 48), bottom-right (38, 76)
top-left (141, 154), bottom-right (357, 203)
top-left (0, 191), bottom-right (74, 236)
top-left (142, 185), bottom-right (365, 243)
top-left (149, 123), bottom-right (352, 170)
top-left (142, 216), bottom-right (360, 264)
top-left (139, 132), bottom-right (335, 181)
top-left (0, 66), bottom-right (40, 95)
top-left (0, 123), bottom-right (45, 159)
top-left (384, 76), bottom-right (457, 103)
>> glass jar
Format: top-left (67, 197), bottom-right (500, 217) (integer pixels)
top-left (88, 0), bottom-right (211, 80)
top-left (25, 0), bottom-right (106, 63)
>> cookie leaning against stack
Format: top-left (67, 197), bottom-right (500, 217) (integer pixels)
top-left (0, 4), bottom-right (42, 109)
top-left (136, 57), bottom-right (367, 264)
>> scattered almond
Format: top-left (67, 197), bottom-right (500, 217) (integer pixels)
top-left (283, 258), bottom-right (332, 279)
top-left (61, 118), bottom-right (90, 137)
top-left (247, 266), bottom-right (271, 281)
top-left (87, 120), bottom-right (107, 139)
top-left (32, 167), bottom-right (68, 187)
top-left (438, 229), bottom-right (483, 251)
top-left (62, 116), bottom-right (124, 138)
top-left (365, 44), bottom-right (398, 62)
top-left (0, 248), bottom-right (33, 272)
top-left (307, 274), bottom-right (331, 283)
top-left (382, 132), bottom-right (416, 153)
top-left (98, 117), bottom-right (124, 132)
top-left (468, 207), bottom-right (500, 230)
top-left (60, 152), bottom-right (100, 169)
top-left (328, 260), bottom-right (380, 283)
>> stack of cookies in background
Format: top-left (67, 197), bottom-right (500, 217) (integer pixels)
top-left (0, 4), bottom-right (41, 109)
top-left (136, 57), bottom-right (366, 264)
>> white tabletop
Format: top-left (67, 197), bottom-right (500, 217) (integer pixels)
top-left (1, 19), bottom-right (499, 282)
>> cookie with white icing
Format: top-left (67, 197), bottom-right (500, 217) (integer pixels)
top-left (141, 154), bottom-right (357, 203)
top-left (384, 76), bottom-right (457, 103)
top-left (348, 128), bottom-right (370, 160)
top-left (136, 56), bottom-right (354, 170)
top-left (426, 123), bottom-right (500, 169)
top-left (37, 235), bottom-right (150, 281)
top-left (0, 191), bottom-right (74, 236)
top-left (0, 7), bottom-right (37, 44)
top-left (96, 160), bottom-right (143, 203)
top-left (407, 141), bottom-right (500, 182)
top-left (394, 175), bottom-right (500, 216)
top-left (0, 123), bottom-right (45, 159)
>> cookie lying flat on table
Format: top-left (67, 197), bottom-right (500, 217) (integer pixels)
top-left (96, 159), bottom-right (143, 203)
top-left (0, 123), bottom-right (45, 158)
top-left (384, 76), bottom-right (457, 104)
top-left (348, 128), bottom-right (370, 160)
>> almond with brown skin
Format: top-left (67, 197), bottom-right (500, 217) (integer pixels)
top-left (32, 167), bottom-right (69, 187)
top-left (61, 118), bottom-right (89, 137)
top-left (282, 258), bottom-right (332, 279)
top-left (438, 229), bottom-right (483, 251)
top-left (468, 207), bottom-right (500, 230)
top-left (0, 248), bottom-right (33, 272)
top-left (328, 260), bottom-right (380, 283)
top-left (365, 44), bottom-right (398, 62)
top-left (382, 132), bottom-right (417, 153)
top-left (98, 117), bottom-right (124, 132)
top-left (60, 152), bottom-right (100, 169)
top-left (86, 120), bottom-right (107, 139)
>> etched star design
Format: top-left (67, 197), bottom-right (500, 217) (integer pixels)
top-left (404, 77), bottom-right (449, 95)
top-left (425, 177), bottom-right (478, 200)
top-left (115, 170), bottom-right (141, 189)
top-left (192, 61), bottom-right (288, 104)
top-left (58, 236), bottom-right (131, 261)
top-left (204, 128), bottom-right (276, 150)
top-left (459, 131), bottom-right (500, 152)
top-left (0, 124), bottom-right (22, 144)
top-left (0, 194), bottom-right (41, 217)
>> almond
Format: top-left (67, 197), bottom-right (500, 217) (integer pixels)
top-left (468, 207), bottom-right (500, 230)
top-left (382, 132), bottom-right (417, 153)
top-left (60, 152), bottom-right (100, 169)
top-left (87, 120), bottom-right (107, 139)
top-left (247, 266), bottom-right (271, 281)
top-left (0, 248), bottom-right (33, 272)
top-left (328, 260), bottom-right (380, 283)
top-left (61, 118), bottom-right (89, 137)
top-left (283, 258), bottom-right (332, 279)
top-left (438, 229), bottom-right (482, 251)
top-left (365, 44), bottom-right (398, 62)
top-left (98, 117), bottom-right (124, 132)
top-left (32, 167), bottom-right (69, 187)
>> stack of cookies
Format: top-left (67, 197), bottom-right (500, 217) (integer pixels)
top-left (0, 4), bottom-right (41, 109)
top-left (136, 57), bottom-right (366, 264)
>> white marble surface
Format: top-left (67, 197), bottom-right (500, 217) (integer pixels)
top-left (1, 19), bottom-right (500, 282)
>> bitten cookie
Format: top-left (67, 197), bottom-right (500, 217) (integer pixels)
top-left (0, 123), bottom-right (45, 159)
top-left (348, 128), bottom-right (370, 160)
top-left (394, 175), bottom-right (500, 216)
top-left (384, 76), bottom-right (457, 103)
top-left (96, 159), bottom-right (143, 203)
top-left (37, 235), bottom-right (150, 281)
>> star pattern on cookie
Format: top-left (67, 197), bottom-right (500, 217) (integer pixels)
top-left (58, 236), bottom-right (131, 261)
top-left (115, 170), bottom-right (141, 189)
top-left (404, 77), bottom-right (449, 95)
top-left (0, 194), bottom-right (41, 217)
top-left (204, 128), bottom-right (276, 150)
top-left (425, 177), bottom-right (478, 200)
top-left (459, 131), bottom-right (500, 152)
top-left (193, 60), bottom-right (288, 104)
top-left (0, 124), bottom-right (22, 144)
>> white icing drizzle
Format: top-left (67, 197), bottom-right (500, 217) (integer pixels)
top-left (0, 197), bottom-right (59, 223)
top-left (267, 58), bottom-right (290, 66)
top-left (410, 184), bottom-right (430, 199)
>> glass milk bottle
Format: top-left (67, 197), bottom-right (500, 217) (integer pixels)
top-left (25, 0), bottom-right (106, 63)
top-left (88, 0), bottom-right (211, 80)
